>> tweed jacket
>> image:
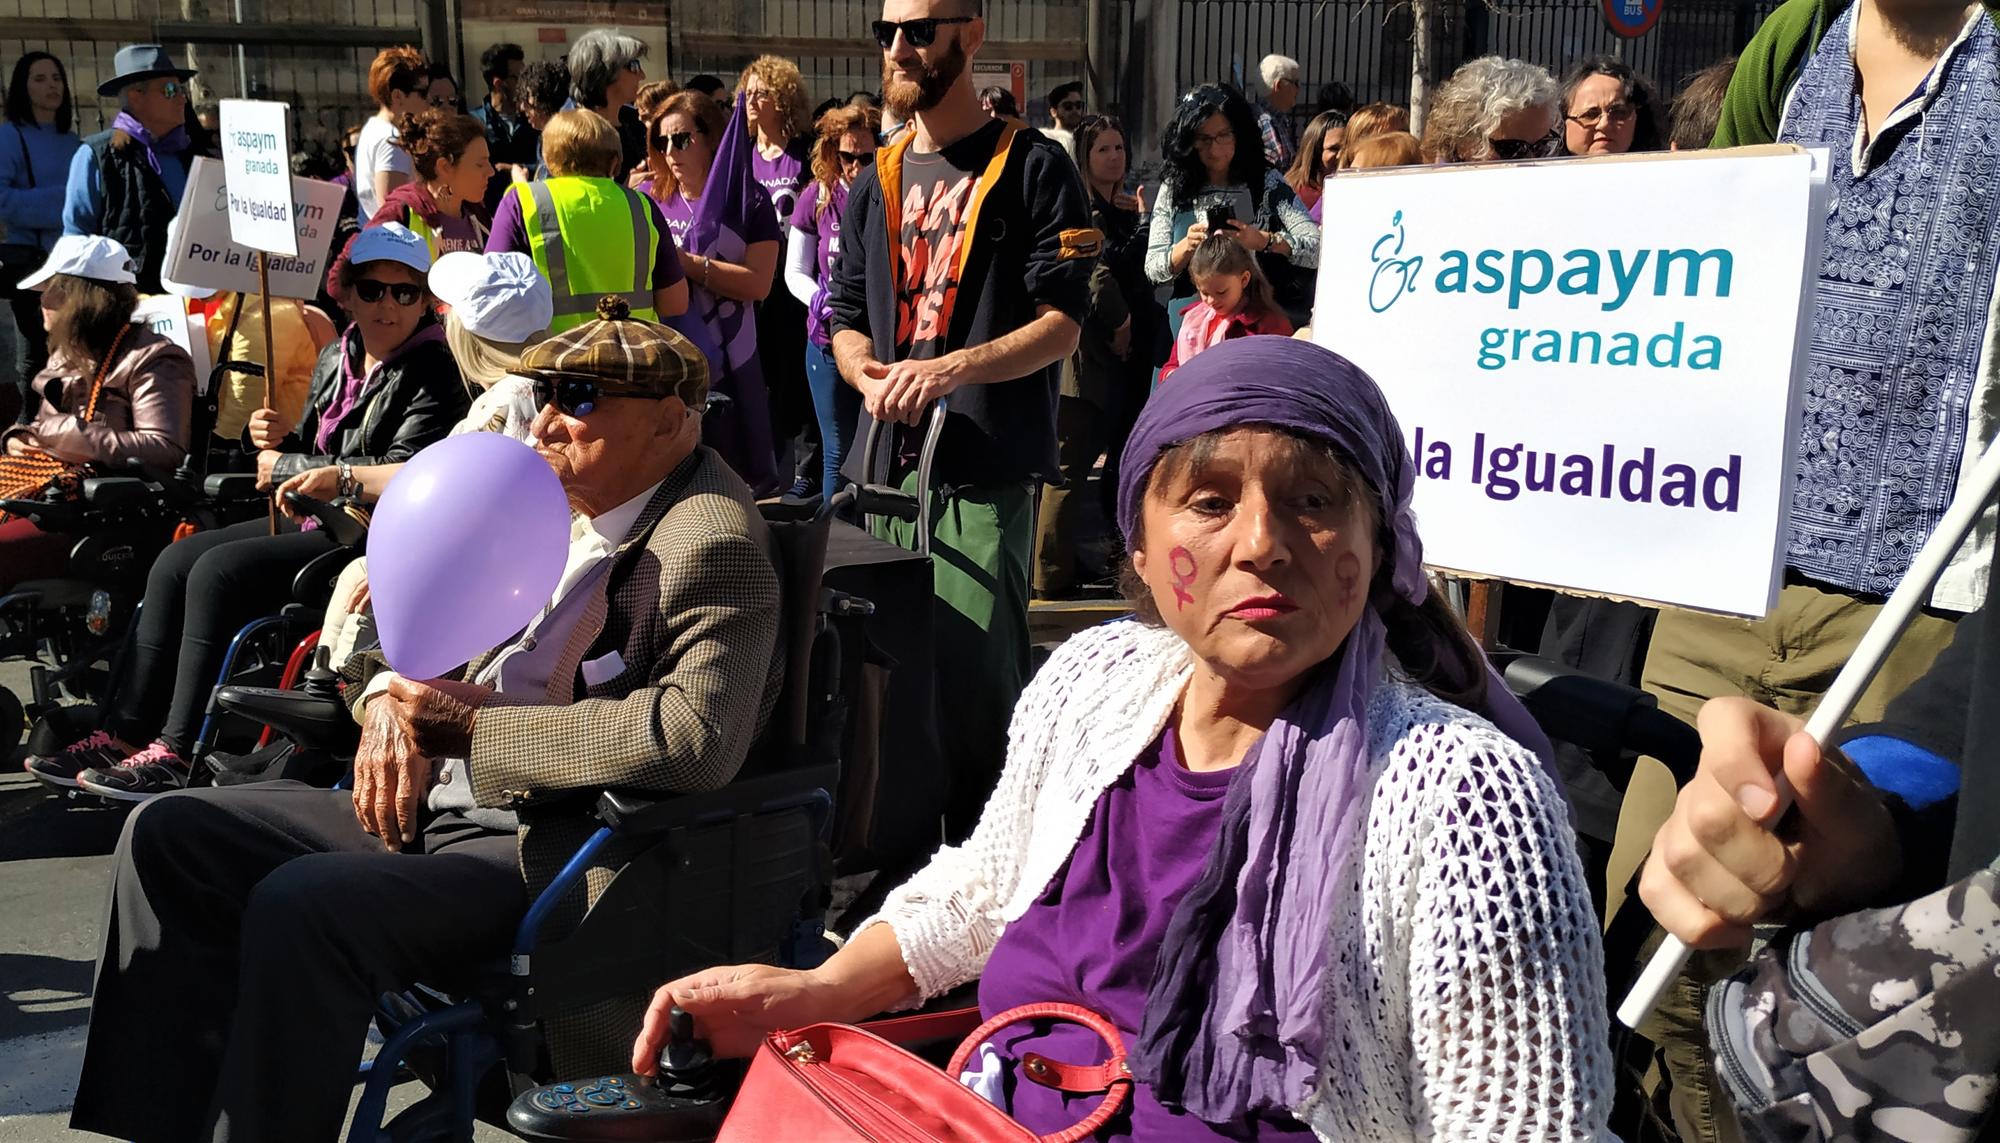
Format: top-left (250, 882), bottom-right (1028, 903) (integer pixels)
top-left (348, 445), bottom-right (784, 1073)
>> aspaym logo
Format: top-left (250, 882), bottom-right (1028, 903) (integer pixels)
top-left (1367, 211), bottom-right (1424, 314)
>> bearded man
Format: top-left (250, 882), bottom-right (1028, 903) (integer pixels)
top-left (826, 0), bottom-right (1098, 837)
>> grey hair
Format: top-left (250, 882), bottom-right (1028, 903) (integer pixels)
top-left (568, 29), bottom-right (647, 109)
top-left (1259, 53), bottom-right (1300, 91)
top-left (1419, 55), bottom-right (1558, 162)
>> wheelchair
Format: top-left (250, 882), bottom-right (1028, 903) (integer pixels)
top-left (4, 358), bottom-right (282, 761)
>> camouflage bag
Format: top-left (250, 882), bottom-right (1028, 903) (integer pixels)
top-left (1707, 862), bottom-right (2000, 1142)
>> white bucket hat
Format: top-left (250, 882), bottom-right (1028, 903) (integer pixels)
top-left (19, 234), bottom-right (139, 292)
top-left (429, 251), bottom-right (554, 345)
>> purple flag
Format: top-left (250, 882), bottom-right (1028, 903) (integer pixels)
top-left (686, 92), bottom-right (778, 491)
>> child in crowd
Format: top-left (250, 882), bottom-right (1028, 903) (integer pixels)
top-left (1159, 234), bottom-right (1293, 383)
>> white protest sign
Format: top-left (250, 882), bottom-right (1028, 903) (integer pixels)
top-left (218, 100), bottom-right (298, 257)
top-left (130, 296), bottom-right (213, 392)
top-left (1313, 146), bottom-right (1826, 617)
top-left (163, 157), bottom-right (344, 300)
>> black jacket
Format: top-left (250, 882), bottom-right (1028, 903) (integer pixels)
top-left (269, 324), bottom-right (469, 482)
top-left (1835, 564), bottom-right (1996, 889)
top-left (82, 130), bottom-right (196, 295)
top-left (828, 120), bottom-right (1095, 488)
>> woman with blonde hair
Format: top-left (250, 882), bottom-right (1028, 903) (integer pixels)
top-left (784, 102), bottom-right (878, 497)
top-left (736, 55), bottom-right (813, 221)
top-left (485, 109), bottom-right (688, 334)
top-left (1420, 56), bottom-right (1562, 163)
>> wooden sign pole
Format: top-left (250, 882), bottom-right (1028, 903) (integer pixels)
top-left (1465, 580), bottom-right (1503, 651)
top-left (259, 249), bottom-right (278, 535)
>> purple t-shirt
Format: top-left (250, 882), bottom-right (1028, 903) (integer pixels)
top-left (790, 180), bottom-right (849, 348)
top-left (978, 731), bottom-right (1312, 1141)
top-left (753, 141), bottom-right (810, 225)
top-left (649, 183), bottom-right (783, 253)
top-left (484, 183), bottom-right (686, 292)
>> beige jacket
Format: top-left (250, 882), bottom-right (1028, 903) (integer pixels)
top-left (2, 324), bottom-right (195, 472)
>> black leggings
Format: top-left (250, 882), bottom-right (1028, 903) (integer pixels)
top-left (108, 517), bottom-right (337, 751)
top-left (7, 288), bottom-right (49, 425)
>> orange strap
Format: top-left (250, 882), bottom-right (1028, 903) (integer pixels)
top-left (875, 121), bottom-right (1023, 345)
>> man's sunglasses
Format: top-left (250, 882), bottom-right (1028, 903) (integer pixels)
top-left (354, 279), bottom-right (423, 306)
top-left (871, 16), bottom-right (974, 49)
top-left (157, 80), bottom-right (184, 99)
top-left (1487, 126), bottom-right (1564, 161)
top-left (531, 375), bottom-right (671, 416)
top-left (659, 130), bottom-right (702, 151)
top-left (838, 149), bottom-right (875, 167)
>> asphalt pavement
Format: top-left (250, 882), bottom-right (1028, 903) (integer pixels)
top-left (0, 661), bottom-right (509, 1141)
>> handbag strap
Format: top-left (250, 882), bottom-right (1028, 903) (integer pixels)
top-left (945, 1002), bottom-right (1133, 1143)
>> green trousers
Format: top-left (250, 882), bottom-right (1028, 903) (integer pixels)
top-left (874, 472), bottom-right (1034, 838)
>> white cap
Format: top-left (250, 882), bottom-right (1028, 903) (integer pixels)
top-left (429, 251), bottom-right (553, 345)
top-left (347, 222), bottom-right (433, 275)
top-left (20, 234), bottom-right (138, 291)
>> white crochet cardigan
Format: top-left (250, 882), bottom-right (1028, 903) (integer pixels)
top-left (861, 620), bottom-right (1616, 1141)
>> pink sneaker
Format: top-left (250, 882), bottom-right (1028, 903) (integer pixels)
top-left (76, 740), bottom-right (190, 803)
top-left (22, 729), bottom-right (119, 789)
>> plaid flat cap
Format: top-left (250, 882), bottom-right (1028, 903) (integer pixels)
top-left (517, 297), bottom-right (709, 405)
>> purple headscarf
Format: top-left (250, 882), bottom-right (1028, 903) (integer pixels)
top-left (1120, 336), bottom-right (1555, 1123)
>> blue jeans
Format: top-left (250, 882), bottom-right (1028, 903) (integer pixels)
top-left (804, 340), bottom-right (860, 497)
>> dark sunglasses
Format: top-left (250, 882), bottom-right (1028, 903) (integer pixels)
top-left (659, 130), bottom-right (701, 151)
top-left (870, 16), bottom-right (974, 49)
top-left (1487, 126), bottom-right (1564, 161)
top-left (354, 279), bottom-right (423, 306)
top-left (530, 375), bottom-right (672, 417)
top-left (838, 149), bottom-right (875, 167)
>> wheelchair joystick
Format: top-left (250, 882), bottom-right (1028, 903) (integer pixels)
top-left (655, 1007), bottom-right (716, 1100)
top-left (505, 1005), bottom-right (728, 1140)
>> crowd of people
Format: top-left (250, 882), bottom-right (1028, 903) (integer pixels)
top-left (2, 0), bottom-right (1997, 1138)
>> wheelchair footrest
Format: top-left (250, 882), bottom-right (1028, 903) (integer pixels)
top-left (506, 1074), bottom-right (726, 1141)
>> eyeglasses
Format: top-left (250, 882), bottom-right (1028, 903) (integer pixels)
top-left (838, 149), bottom-right (875, 167)
top-left (1193, 128), bottom-right (1234, 149)
top-left (744, 88), bottom-right (776, 104)
top-left (530, 375), bottom-right (671, 417)
top-left (158, 80), bottom-right (184, 99)
top-left (1566, 102), bottom-right (1637, 127)
top-left (660, 130), bottom-right (701, 151)
top-left (429, 93), bottom-right (458, 108)
top-left (1058, 100), bottom-right (1086, 112)
top-left (870, 16), bottom-right (975, 49)
top-left (624, 59), bottom-right (646, 75)
top-left (353, 279), bottom-right (424, 306)
top-left (1487, 126), bottom-right (1564, 161)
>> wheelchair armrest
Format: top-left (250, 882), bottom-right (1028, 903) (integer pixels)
top-left (204, 472), bottom-right (263, 501)
top-left (80, 476), bottom-right (153, 509)
top-left (1501, 654), bottom-right (1700, 786)
top-left (596, 763), bottom-right (839, 836)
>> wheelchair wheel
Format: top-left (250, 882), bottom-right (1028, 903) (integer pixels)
top-left (0, 684), bottom-right (23, 758)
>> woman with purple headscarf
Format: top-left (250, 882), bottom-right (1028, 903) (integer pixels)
top-left (639, 338), bottom-right (1613, 1141)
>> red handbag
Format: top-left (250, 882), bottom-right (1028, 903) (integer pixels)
top-left (715, 1002), bottom-right (1135, 1142)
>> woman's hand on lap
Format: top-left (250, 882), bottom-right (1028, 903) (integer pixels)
top-left (276, 466), bottom-right (340, 516)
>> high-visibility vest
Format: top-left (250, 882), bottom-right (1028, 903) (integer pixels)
top-left (404, 210), bottom-right (440, 263)
top-left (512, 176), bottom-right (660, 333)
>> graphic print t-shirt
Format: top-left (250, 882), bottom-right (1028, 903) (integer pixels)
top-left (896, 120), bottom-right (1002, 360)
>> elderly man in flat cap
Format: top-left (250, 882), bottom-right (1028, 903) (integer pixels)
top-left (63, 44), bottom-right (205, 294)
top-left (71, 298), bottom-right (784, 1143)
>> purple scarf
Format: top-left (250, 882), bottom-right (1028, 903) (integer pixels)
top-left (111, 111), bottom-right (188, 178)
top-left (1119, 337), bottom-right (1554, 1122)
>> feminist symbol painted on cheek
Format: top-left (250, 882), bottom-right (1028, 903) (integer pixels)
top-left (1169, 546), bottom-right (1198, 610)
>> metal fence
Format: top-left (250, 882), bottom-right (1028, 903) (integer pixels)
top-left (0, 0), bottom-right (424, 162)
top-left (1174, 0), bottom-right (1782, 120)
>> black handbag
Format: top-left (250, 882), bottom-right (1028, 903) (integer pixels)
top-left (0, 126), bottom-right (49, 299)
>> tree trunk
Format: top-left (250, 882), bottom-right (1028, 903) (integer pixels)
top-left (1409, 0), bottom-right (1434, 136)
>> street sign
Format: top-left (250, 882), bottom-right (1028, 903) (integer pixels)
top-left (1602, 0), bottom-right (1665, 38)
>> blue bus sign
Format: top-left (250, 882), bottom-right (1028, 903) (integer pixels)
top-left (1602, 0), bottom-right (1664, 37)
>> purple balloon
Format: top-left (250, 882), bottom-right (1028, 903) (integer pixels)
top-left (368, 433), bottom-right (571, 681)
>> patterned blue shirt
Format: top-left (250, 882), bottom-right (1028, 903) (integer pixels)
top-left (1780, 6), bottom-right (2000, 597)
